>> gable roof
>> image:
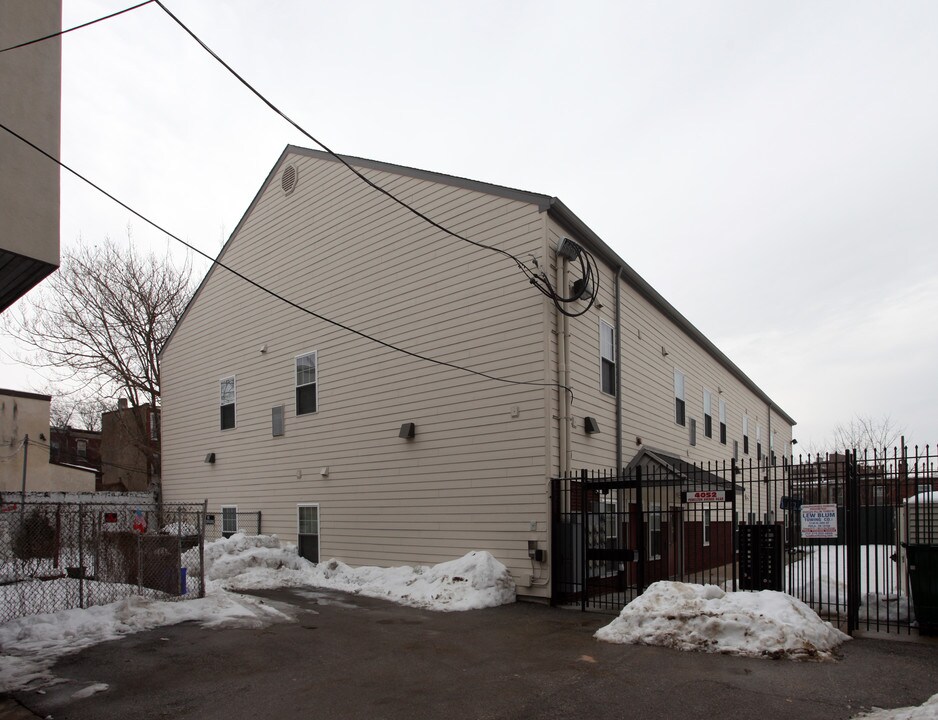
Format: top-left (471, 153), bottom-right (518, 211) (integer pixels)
top-left (626, 446), bottom-right (742, 492)
top-left (160, 146), bottom-right (794, 426)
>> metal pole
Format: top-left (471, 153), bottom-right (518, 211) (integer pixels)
top-left (20, 434), bottom-right (28, 513)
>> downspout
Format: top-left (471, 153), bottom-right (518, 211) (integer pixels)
top-left (615, 266), bottom-right (622, 471)
top-left (557, 255), bottom-right (570, 476)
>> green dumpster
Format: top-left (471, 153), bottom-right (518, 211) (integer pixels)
top-left (904, 544), bottom-right (938, 635)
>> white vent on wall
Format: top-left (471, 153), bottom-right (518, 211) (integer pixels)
top-left (281, 165), bottom-right (298, 195)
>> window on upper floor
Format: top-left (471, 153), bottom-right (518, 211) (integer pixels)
top-left (220, 376), bottom-right (236, 430)
top-left (743, 414), bottom-right (750, 455)
top-left (600, 320), bottom-right (616, 396)
top-left (674, 368), bottom-right (685, 426)
top-left (296, 352), bottom-right (318, 416)
top-left (756, 424), bottom-right (762, 460)
top-left (703, 389), bottom-right (713, 439)
top-left (719, 398), bottom-right (727, 445)
top-left (76, 439), bottom-right (87, 458)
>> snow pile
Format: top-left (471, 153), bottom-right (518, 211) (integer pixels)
top-left (200, 533), bottom-right (516, 612)
top-left (595, 581), bottom-right (850, 660)
top-left (0, 590), bottom-right (292, 692)
top-left (857, 693), bottom-right (938, 719)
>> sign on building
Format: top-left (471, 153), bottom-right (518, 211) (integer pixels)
top-left (800, 503), bottom-right (838, 539)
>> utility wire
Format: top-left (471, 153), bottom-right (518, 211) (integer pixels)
top-left (0, 121), bottom-right (573, 401)
top-left (152, 1), bottom-right (599, 316)
top-left (0, 1), bottom-right (156, 54)
top-left (1, 0), bottom-right (599, 316)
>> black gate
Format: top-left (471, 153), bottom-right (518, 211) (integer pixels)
top-left (551, 460), bottom-right (739, 613)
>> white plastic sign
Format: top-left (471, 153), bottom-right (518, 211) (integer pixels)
top-left (800, 504), bottom-right (838, 538)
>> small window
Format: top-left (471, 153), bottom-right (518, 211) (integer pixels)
top-left (719, 398), bottom-right (727, 445)
top-left (742, 415), bottom-right (750, 455)
top-left (703, 389), bottom-right (712, 439)
top-left (149, 411), bottom-right (159, 441)
top-left (674, 369), bottom-right (685, 426)
top-left (873, 486), bottom-right (885, 505)
top-left (221, 505), bottom-right (238, 538)
top-left (690, 418), bottom-right (697, 446)
top-left (220, 376), bottom-right (236, 430)
top-left (296, 352), bottom-right (318, 416)
top-left (600, 320), bottom-right (616, 396)
top-left (702, 510), bottom-right (711, 547)
top-left (756, 424), bottom-right (762, 460)
top-left (298, 504), bottom-right (320, 563)
top-left (76, 439), bottom-right (87, 458)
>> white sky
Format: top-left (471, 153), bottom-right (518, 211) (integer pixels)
top-left (2, 0), bottom-right (938, 449)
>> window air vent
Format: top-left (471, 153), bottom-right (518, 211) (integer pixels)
top-left (281, 165), bottom-right (298, 195)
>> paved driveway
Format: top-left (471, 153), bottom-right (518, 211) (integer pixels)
top-left (11, 587), bottom-right (938, 719)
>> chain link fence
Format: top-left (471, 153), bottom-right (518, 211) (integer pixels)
top-left (0, 500), bottom-right (207, 624)
top-left (204, 510), bottom-right (261, 543)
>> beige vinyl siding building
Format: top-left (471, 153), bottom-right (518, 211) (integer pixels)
top-left (160, 146), bottom-right (794, 599)
top-left (0, 0), bottom-right (61, 311)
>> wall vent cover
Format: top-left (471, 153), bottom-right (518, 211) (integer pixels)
top-left (281, 165), bottom-right (298, 195)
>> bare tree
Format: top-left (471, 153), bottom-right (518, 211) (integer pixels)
top-left (49, 395), bottom-right (104, 432)
top-left (3, 237), bottom-right (194, 487)
top-left (830, 415), bottom-right (903, 454)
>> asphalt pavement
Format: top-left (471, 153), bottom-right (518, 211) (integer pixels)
top-left (9, 587), bottom-right (938, 720)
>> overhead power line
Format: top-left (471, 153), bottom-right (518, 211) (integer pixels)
top-left (0, 121), bottom-right (573, 401)
top-left (1, 0), bottom-right (598, 315)
top-left (0, 1), bottom-right (156, 54)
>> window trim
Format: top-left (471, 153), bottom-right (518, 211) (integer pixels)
top-left (742, 414), bottom-right (750, 455)
top-left (674, 368), bottom-right (686, 427)
top-left (297, 503), bottom-right (321, 563)
top-left (599, 319), bottom-right (616, 397)
top-left (221, 505), bottom-right (238, 538)
top-left (703, 389), bottom-right (712, 439)
top-left (295, 351), bottom-right (319, 416)
top-left (220, 375), bottom-right (236, 431)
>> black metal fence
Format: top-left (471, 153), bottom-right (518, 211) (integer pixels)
top-left (552, 445), bottom-right (938, 636)
top-left (0, 500), bottom-right (207, 624)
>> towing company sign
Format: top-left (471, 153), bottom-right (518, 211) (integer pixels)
top-left (800, 503), bottom-right (838, 539)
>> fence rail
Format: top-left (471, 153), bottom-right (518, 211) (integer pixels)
top-left (551, 445), bottom-right (938, 636)
top-left (0, 500), bottom-right (206, 624)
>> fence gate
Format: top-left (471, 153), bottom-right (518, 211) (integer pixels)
top-left (551, 468), bottom-right (644, 612)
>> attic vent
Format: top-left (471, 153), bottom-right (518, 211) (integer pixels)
top-left (281, 165), bottom-right (298, 195)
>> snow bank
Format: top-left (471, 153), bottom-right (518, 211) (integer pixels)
top-left (200, 533), bottom-right (516, 612)
top-left (856, 693), bottom-right (938, 719)
top-left (595, 581), bottom-right (850, 660)
top-left (0, 590), bottom-right (292, 692)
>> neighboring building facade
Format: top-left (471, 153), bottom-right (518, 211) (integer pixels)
top-left (100, 401), bottom-right (160, 493)
top-left (0, 389), bottom-right (95, 493)
top-left (0, 0), bottom-right (61, 312)
top-left (50, 426), bottom-right (102, 473)
top-left (160, 147), bottom-right (794, 599)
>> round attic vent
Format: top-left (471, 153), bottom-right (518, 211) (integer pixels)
top-left (281, 164), bottom-right (298, 195)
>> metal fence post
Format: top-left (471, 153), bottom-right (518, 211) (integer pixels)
top-left (78, 504), bottom-right (85, 609)
top-left (636, 465), bottom-right (645, 594)
top-left (200, 499), bottom-right (207, 599)
top-left (846, 450), bottom-right (861, 634)
top-left (580, 469), bottom-right (588, 612)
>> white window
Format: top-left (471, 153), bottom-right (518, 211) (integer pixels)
top-left (599, 320), bottom-right (616, 396)
top-left (756, 424), bottom-right (762, 460)
top-left (703, 510), bottom-right (711, 547)
top-left (220, 376), bottom-right (236, 430)
top-left (221, 505), bottom-right (238, 538)
top-left (648, 504), bottom-right (662, 560)
top-left (674, 369), bottom-right (685, 426)
top-left (297, 504), bottom-right (320, 563)
top-left (742, 414), bottom-right (750, 454)
top-left (76, 439), bottom-right (87, 458)
top-left (295, 352), bottom-right (318, 416)
top-left (703, 389), bottom-right (712, 439)
top-left (719, 398), bottom-right (727, 444)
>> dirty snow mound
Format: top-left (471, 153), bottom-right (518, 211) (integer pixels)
top-left (855, 692), bottom-right (938, 719)
top-left (595, 581), bottom-right (849, 660)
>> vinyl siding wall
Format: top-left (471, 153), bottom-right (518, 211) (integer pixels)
top-left (161, 152), bottom-right (553, 594)
top-left (545, 217), bottom-right (793, 478)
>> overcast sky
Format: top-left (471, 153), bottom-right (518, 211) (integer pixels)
top-left (3, 0), bottom-right (937, 450)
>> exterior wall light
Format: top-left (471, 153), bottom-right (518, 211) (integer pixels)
top-left (399, 423), bottom-right (416, 439)
top-left (204, 453), bottom-right (216, 464)
top-left (584, 417), bottom-right (600, 434)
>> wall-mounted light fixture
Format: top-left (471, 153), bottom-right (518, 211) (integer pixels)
top-left (661, 346), bottom-right (669, 357)
top-left (584, 417), bottom-right (600, 434)
top-left (399, 423), bottom-right (416, 439)
top-left (259, 344), bottom-right (268, 354)
top-left (204, 453), bottom-right (216, 464)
